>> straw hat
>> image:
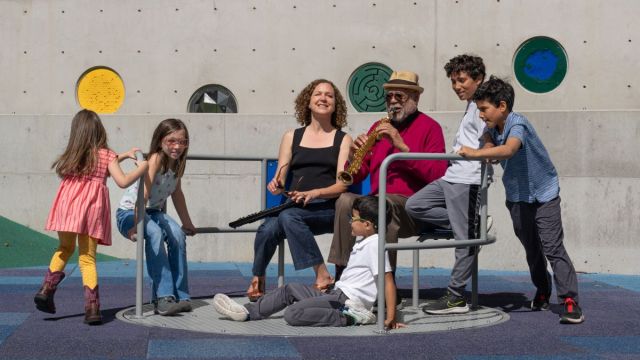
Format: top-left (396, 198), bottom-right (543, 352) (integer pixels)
top-left (383, 71), bottom-right (424, 94)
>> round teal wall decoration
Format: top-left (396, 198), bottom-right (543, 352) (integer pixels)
top-left (348, 63), bottom-right (392, 112)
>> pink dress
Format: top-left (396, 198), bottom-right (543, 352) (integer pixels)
top-left (46, 148), bottom-right (117, 246)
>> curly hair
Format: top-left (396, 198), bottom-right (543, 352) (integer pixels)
top-left (444, 54), bottom-right (486, 81)
top-left (294, 79), bottom-right (348, 129)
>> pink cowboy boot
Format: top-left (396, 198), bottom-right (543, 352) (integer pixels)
top-left (83, 285), bottom-right (103, 325)
top-left (34, 269), bottom-right (65, 314)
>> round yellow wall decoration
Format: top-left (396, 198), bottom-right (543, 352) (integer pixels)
top-left (76, 67), bottom-right (125, 114)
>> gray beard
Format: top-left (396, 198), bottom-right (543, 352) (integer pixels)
top-left (390, 108), bottom-right (416, 124)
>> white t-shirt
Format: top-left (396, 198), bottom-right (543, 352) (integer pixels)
top-left (442, 101), bottom-right (487, 185)
top-left (335, 234), bottom-right (392, 309)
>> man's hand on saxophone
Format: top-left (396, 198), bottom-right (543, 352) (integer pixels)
top-left (376, 122), bottom-right (410, 153)
top-left (348, 133), bottom-right (369, 163)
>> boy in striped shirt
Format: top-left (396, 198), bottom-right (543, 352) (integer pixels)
top-left (458, 76), bottom-right (584, 324)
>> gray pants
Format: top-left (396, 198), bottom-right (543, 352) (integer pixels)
top-left (328, 192), bottom-right (419, 268)
top-left (506, 196), bottom-right (579, 302)
top-left (245, 283), bottom-right (349, 326)
top-left (405, 179), bottom-right (479, 296)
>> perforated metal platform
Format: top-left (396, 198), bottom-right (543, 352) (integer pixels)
top-left (117, 297), bottom-right (509, 336)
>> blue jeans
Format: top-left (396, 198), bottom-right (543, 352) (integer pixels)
top-left (116, 208), bottom-right (190, 301)
top-left (252, 199), bottom-right (335, 276)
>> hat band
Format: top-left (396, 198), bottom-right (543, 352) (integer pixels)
top-left (386, 79), bottom-right (419, 87)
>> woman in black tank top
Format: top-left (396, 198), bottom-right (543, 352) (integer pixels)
top-left (246, 79), bottom-right (353, 301)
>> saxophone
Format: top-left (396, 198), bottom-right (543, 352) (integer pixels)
top-left (337, 110), bottom-right (394, 185)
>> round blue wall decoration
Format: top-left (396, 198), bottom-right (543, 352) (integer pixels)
top-left (514, 37), bottom-right (568, 93)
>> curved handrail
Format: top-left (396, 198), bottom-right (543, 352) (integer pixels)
top-left (375, 152), bottom-right (495, 333)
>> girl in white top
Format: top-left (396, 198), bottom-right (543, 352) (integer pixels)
top-left (116, 118), bottom-right (196, 316)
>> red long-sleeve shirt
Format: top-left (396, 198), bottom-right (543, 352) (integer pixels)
top-left (349, 111), bottom-right (448, 196)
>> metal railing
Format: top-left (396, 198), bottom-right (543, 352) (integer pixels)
top-left (132, 152), bottom-right (496, 329)
top-left (375, 153), bottom-right (496, 333)
top-left (133, 151), bottom-right (146, 318)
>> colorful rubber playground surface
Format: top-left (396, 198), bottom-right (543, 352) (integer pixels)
top-left (1, 215), bottom-right (639, 359)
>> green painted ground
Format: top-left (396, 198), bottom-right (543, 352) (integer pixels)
top-left (0, 216), bottom-right (119, 269)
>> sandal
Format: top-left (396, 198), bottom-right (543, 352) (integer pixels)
top-left (246, 276), bottom-right (265, 302)
top-left (313, 277), bottom-right (335, 293)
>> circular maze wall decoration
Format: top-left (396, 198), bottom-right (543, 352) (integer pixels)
top-left (513, 36), bottom-right (568, 93)
top-left (348, 63), bottom-right (392, 112)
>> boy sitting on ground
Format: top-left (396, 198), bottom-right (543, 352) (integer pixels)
top-left (213, 195), bottom-right (405, 329)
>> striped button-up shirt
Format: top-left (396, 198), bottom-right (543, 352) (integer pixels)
top-left (489, 112), bottom-right (559, 203)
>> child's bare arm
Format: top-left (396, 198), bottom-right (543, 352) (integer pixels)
top-left (458, 137), bottom-right (521, 161)
top-left (171, 179), bottom-right (196, 236)
top-left (117, 148), bottom-right (141, 163)
top-left (108, 149), bottom-right (148, 188)
top-left (384, 272), bottom-right (406, 330)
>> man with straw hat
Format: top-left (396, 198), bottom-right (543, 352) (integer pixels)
top-left (328, 70), bottom-right (448, 285)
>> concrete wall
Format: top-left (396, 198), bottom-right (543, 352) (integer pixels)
top-left (2, 111), bottom-right (639, 274)
top-left (1, 1), bottom-right (639, 274)
top-left (1, 0), bottom-right (638, 114)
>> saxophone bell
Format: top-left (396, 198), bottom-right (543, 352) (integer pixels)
top-left (337, 171), bottom-right (353, 186)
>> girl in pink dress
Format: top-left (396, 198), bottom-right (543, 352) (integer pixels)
top-left (36, 109), bottom-right (148, 325)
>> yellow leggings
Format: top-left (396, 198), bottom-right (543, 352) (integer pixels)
top-left (49, 232), bottom-right (98, 289)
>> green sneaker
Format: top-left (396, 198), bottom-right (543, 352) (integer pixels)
top-left (422, 291), bottom-right (469, 315)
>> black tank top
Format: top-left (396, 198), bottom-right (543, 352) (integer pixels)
top-left (290, 127), bottom-right (346, 192)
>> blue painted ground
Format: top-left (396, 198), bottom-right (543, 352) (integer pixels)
top-left (1, 261), bottom-right (639, 360)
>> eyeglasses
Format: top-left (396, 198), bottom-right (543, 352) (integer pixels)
top-left (385, 92), bottom-right (409, 103)
top-left (163, 138), bottom-right (189, 147)
top-left (349, 216), bottom-right (369, 224)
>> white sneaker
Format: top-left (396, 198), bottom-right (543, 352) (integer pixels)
top-left (343, 299), bottom-right (376, 325)
top-left (213, 293), bottom-right (249, 321)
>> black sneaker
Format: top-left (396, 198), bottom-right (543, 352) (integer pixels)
top-left (422, 291), bottom-right (469, 315)
top-left (530, 291), bottom-right (551, 311)
top-left (154, 296), bottom-right (177, 316)
top-left (560, 297), bottom-right (584, 324)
